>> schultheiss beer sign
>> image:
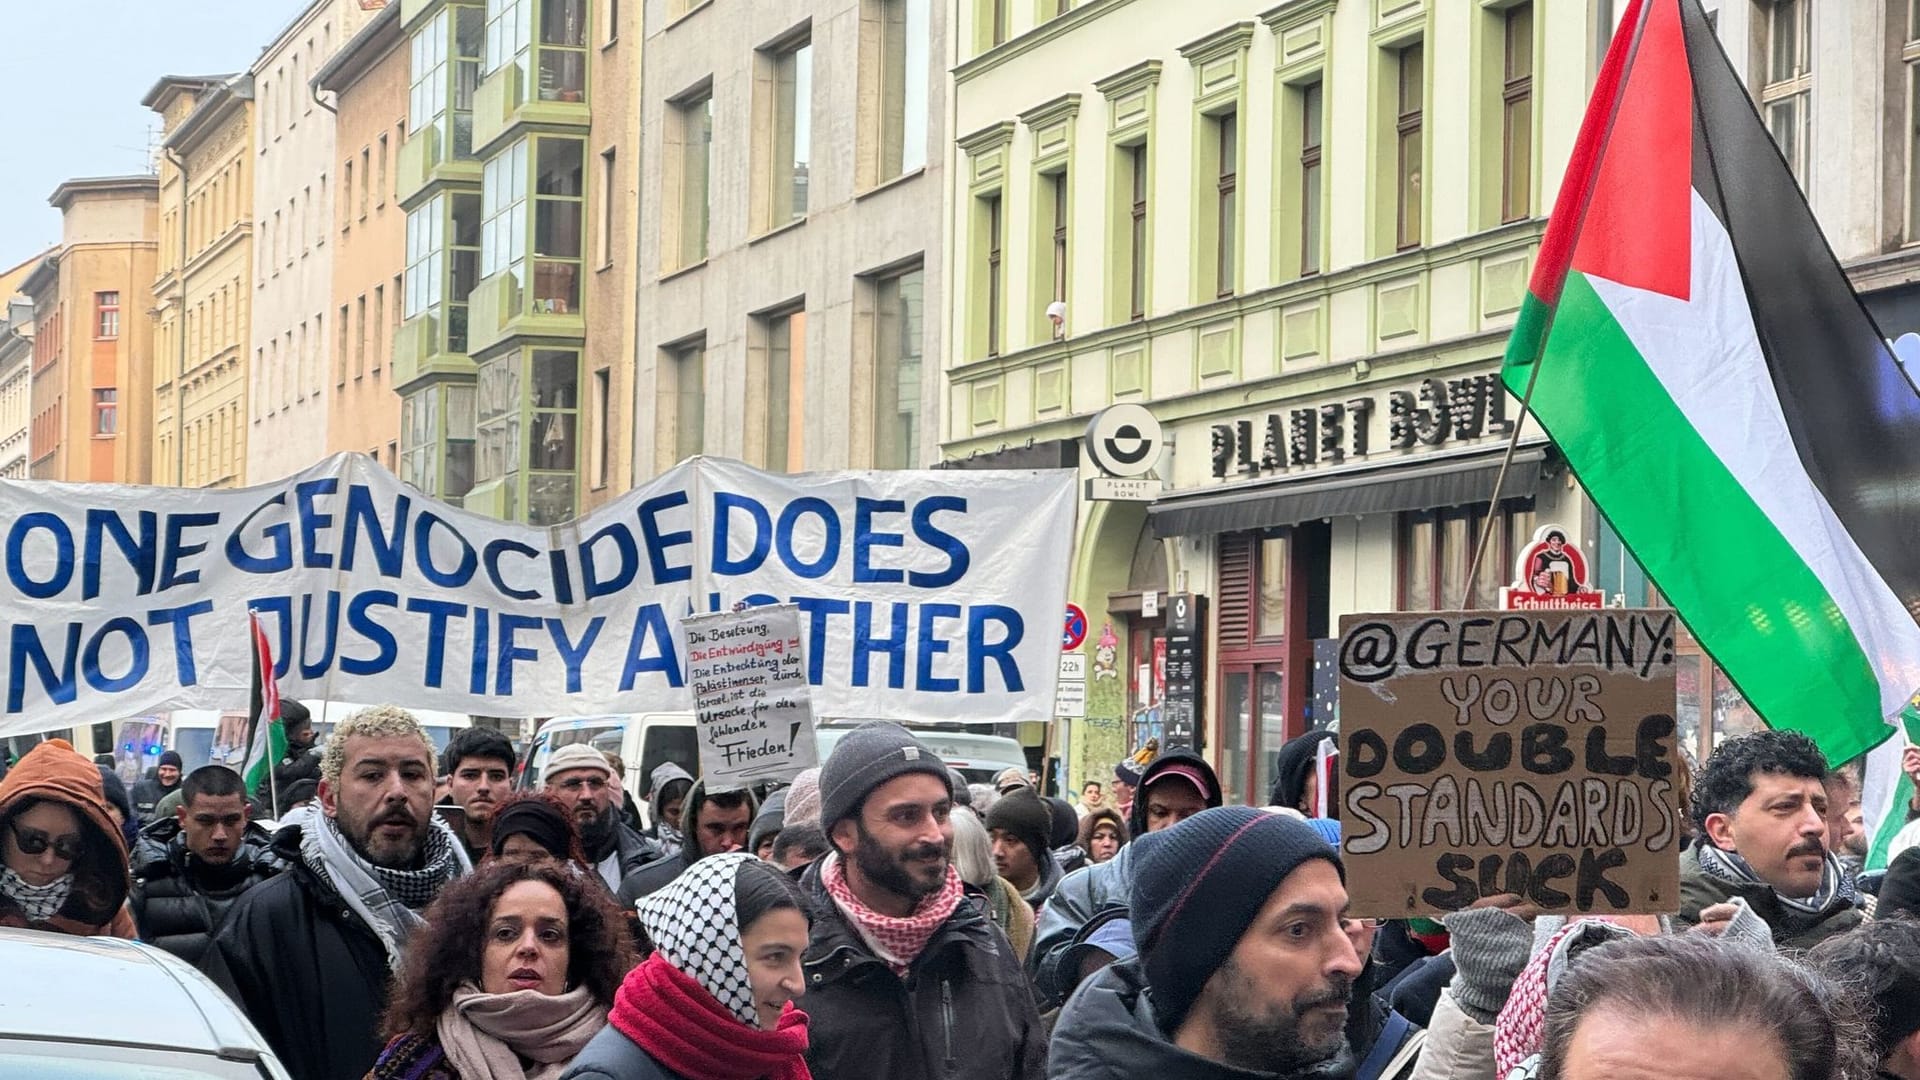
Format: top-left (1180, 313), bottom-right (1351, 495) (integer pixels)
top-left (1500, 525), bottom-right (1606, 611)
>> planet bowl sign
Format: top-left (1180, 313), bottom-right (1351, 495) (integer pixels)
top-left (1499, 524), bottom-right (1606, 611)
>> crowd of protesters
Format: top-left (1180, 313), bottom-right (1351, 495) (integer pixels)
top-left (9, 704), bottom-right (1920, 1079)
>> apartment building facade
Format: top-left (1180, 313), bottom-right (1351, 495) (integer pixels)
top-left (628, 0), bottom-right (946, 481)
top-left (22, 177), bottom-right (160, 485)
top-left (148, 74), bottom-right (256, 490)
top-left (248, 0), bottom-right (386, 484)
top-left (318, 1), bottom-right (410, 466)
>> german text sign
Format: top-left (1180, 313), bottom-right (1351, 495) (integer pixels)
top-left (1337, 610), bottom-right (1682, 917)
top-left (686, 605), bottom-right (818, 786)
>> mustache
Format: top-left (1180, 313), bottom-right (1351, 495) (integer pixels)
top-left (1788, 838), bottom-right (1827, 859)
top-left (1294, 976), bottom-right (1353, 1016)
top-left (900, 841), bottom-right (949, 862)
top-left (372, 809), bottom-right (418, 828)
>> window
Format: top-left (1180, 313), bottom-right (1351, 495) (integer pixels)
top-left (342, 159), bottom-right (354, 228)
top-left (95, 292), bottom-right (120, 339)
top-left (1299, 82), bottom-right (1323, 275)
top-left (356, 295), bottom-right (368, 377)
top-left (670, 342), bottom-right (706, 461)
top-left (981, 192), bottom-right (1004, 357)
top-left (590, 366), bottom-right (610, 488)
top-left (598, 147), bottom-right (617, 267)
top-left (873, 0), bottom-right (930, 183)
top-left (405, 198), bottom-right (445, 328)
top-left (539, 0), bottom-right (588, 101)
top-left (987, 0), bottom-right (1009, 48)
top-left (413, 7), bottom-right (484, 160)
top-left (92, 389), bottom-right (118, 436)
top-left (1213, 110), bottom-right (1238, 298)
top-left (672, 92), bottom-right (714, 268)
top-left (759, 309), bottom-right (805, 471)
top-left (360, 147), bottom-right (372, 219)
top-left (872, 267), bottom-right (924, 469)
top-left (485, 0), bottom-right (533, 83)
top-left (371, 287), bottom-right (384, 373)
top-left (604, 0), bottom-right (619, 44)
top-left (1394, 42), bottom-right (1424, 251)
top-left (769, 39), bottom-right (813, 226)
top-left (1126, 142), bottom-right (1149, 321)
top-left (338, 303), bottom-right (351, 385)
top-left (377, 134), bottom-right (389, 208)
top-left (532, 138), bottom-right (585, 314)
top-left (1501, 4), bottom-right (1534, 223)
top-left (1758, 0), bottom-right (1810, 186)
top-left (1907, 1), bottom-right (1920, 240)
top-left (482, 138), bottom-right (531, 294)
top-left (1398, 501), bottom-right (1536, 611)
top-left (450, 194), bottom-right (481, 350)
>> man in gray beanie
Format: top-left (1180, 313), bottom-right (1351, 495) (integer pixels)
top-left (800, 721), bottom-right (1045, 1080)
top-left (1048, 806), bottom-right (1365, 1080)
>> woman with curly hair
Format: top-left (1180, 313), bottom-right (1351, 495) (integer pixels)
top-left (561, 853), bottom-right (812, 1080)
top-left (367, 857), bottom-right (634, 1079)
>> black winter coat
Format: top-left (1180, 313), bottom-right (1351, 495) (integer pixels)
top-left (799, 859), bottom-right (1047, 1080)
top-left (128, 818), bottom-right (281, 968)
top-left (256, 747), bottom-right (322, 816)
top-left (559, 1024), bottom-right (689, 1080)
top-left (202, 824), bottom-right (394, 1080)
top-left (129, 778), bottom-right (181, 825)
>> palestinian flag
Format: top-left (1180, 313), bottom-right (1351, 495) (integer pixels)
top-left (242, 610), bottom-right (286, 805)
top-left (1505, 0), bottom-right (1920, 766)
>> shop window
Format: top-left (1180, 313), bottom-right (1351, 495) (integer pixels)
top-left (1397, 499), bottom-right (1534, 611)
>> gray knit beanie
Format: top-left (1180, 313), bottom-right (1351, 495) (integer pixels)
top-left (818, 722), bottom-right (950, 827)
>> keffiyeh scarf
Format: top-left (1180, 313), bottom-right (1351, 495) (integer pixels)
top-left (297, 808), bottom-right (470, 968)
top-left (0, 867), bottom-right (72, 923)
top-left (1694, 841), bottom-right (1857, 917)
top-left (635, 852), bottom-right (764, 1024)
top-left (821, 852), bottom-right (964, 977)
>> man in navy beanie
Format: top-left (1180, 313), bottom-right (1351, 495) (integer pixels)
top-left (1048, 806), bottom-right (1365, 1079)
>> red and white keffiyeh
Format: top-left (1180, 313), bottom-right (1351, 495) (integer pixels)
top-left (822, 853), bottom-right (964, 977)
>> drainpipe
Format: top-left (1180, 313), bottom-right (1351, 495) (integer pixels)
top-left (164, 145), bottom-right (189, 487)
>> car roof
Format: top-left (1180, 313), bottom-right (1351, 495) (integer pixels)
top-left (0, 929), bottom-right (271, 1059)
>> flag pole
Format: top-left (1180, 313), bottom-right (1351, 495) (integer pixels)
top-left (1457, 0), bottom-right (1657, 610)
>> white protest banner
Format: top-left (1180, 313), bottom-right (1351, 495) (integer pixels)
top-left (0, 453), bottom-right (1076, 734)
top-left (685, 605), bottom-right (818, 786)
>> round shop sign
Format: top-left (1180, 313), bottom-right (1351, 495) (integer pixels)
top-left (1064, 604), bottom-right (1089, 651)
top-left (1085, 403), bottom-right (1164, 478)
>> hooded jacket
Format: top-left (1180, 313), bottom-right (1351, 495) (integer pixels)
top-left (128, 816), bottom-right (282, 967)
top-left (645, 762), bottom-right (695, 853)
top-left (202, 823), bottom-right (395, 1080)
top-left (1033, 753), bottom-right (1222, 1007)
top-left (0, 739), bottom-right (136, 938)
top-left (616, 780), bottom-right (759, 904)
top-left (1268, 731), bottom-right (1337, 813)
top-left (799, 856), bottom-right (1047, 1080)
top-left (1050, 958), bottom-right (1347, 1080)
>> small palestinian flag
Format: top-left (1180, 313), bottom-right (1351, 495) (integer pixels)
top-left (1506, 0), bottom-right (1920, 765)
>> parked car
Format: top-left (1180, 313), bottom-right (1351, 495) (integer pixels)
top-left (0, 927), bottom-right (291, 1078)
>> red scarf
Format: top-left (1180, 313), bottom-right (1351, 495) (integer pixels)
top-left (822, 854), bottom-right (964, 977)
top-left (610, 953), bottom-right (812, 1080)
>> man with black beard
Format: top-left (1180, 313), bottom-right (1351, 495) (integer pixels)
top-left (206, 706), bottom-right (471, 1080)
top-left (1049, 806), bottom-right (1365, 1080)
top-left (799, 721), bottom-right (1046, 1080)
top-left (542, 743), bottom-right (660, 891)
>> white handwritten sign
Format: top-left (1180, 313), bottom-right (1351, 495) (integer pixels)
top-left (685, 604), bottom-right (819, 786)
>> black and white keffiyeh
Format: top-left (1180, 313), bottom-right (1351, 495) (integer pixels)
top-left (0, 867), bottom-right (72, 923)
top-left (296, 807), bottom-right (471, 968)
top-left (1695, 841), bottom-right (1857, 917)
top-left (635, 852), bottom-right (759, 1026)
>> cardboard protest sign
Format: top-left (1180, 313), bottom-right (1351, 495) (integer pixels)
top-left (1337, 610), bottom-right (1682, 918)
top-left (0, 453), bottom-right (1075, 732)
top-left (685, 605), bottom-right (818, 787)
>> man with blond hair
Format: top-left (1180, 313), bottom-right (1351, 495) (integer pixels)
top-left (206, 705), bottom-right (471, 1080)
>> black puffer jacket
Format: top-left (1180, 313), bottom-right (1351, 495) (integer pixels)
top-left (255, 747), bottom-right (322, 816)
top-left (617, 780), bottom-right (758, 904)
top-left (128, 818), bottom-right (281, 967)
top-left (202, 824), bottom-right (394, 1080)
top-left (129, 777), bottom-right (181, 825)
top-left (799, 858), bottom-right (1047, 1080)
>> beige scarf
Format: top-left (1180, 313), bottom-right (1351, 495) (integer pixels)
top-left (436, 983), bottom-right (606, 1080)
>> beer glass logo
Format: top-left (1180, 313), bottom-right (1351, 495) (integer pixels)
top-left (1517, 526), bottom-right (1587, 595)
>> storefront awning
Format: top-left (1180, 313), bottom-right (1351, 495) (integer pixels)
top-left (1148, 444), bottom-right (1551, 538)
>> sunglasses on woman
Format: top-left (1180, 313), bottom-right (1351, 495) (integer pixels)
top-left (8, 824), bottom-right (83, 862)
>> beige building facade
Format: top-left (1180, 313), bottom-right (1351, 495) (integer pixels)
top-left (0, 252), bottom-right (45, 480)
top-left (22, 177), bottom-right (160, 485)
top-left (579, 0), bottom-right (641, 512)
top-left (248, 0), bottom-right (386, 485)
top-left (148, 75), bottom-right (256, 490)
top-left (318, 1), bottom-right (409, 466)
top-left (942, 0), bottom-right (1606, 800)
top-left (628, 0), bottom-right (947, 481)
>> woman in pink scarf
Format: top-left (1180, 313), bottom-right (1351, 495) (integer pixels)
top-left (367, 858), bottom-right (635, 1079)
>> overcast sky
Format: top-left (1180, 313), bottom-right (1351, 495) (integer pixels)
top-left (0, 0), bottom-right (301, 269)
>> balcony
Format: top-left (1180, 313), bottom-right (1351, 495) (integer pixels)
top-left (465, 269), bottom-right (585, 359)
top-left (471, 58), bottom-right (590, 160)
top-left (397, 124), bottom-right (481, 208)
top-left (392, 311), bottom-right (476, 392)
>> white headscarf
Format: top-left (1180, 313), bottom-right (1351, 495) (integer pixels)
top-left (635, 852), bottom-right (760, 1026)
